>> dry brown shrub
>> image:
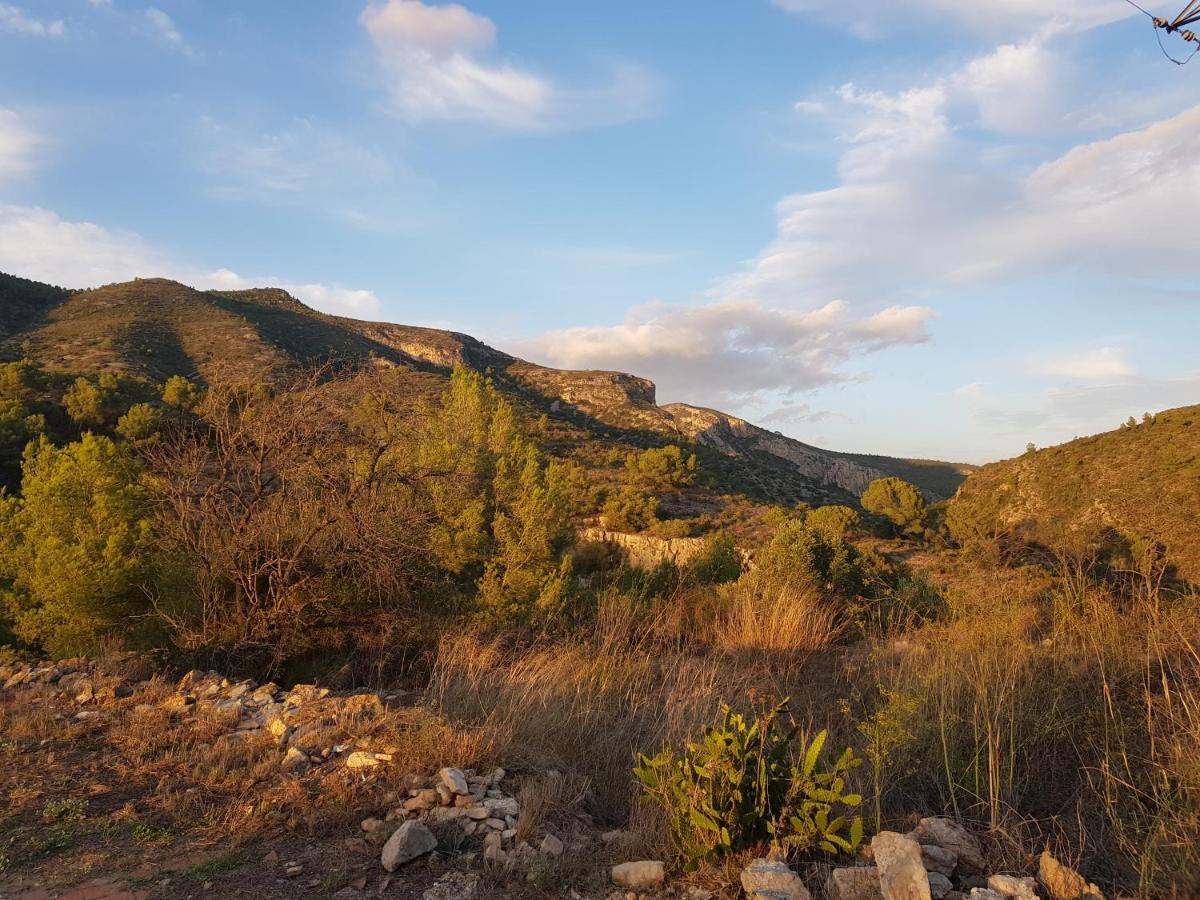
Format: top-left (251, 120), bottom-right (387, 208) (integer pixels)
top-left (707, 583), bottom-right (846, 654)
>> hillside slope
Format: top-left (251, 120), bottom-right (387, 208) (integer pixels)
top-left (0, 274), bottom-right (969, 502)
top-left (949, 406), bottom-right (1200, 582)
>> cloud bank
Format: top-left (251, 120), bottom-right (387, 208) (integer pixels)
top-left (0, 205), bottom-right (383, 319)
top-left (520, 299), bottom-right (934, 404)
top-left (359, 0), bottom-right (658, 130)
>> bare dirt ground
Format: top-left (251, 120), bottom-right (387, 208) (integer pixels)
top-left (0, 658), bottom-right (631, 900)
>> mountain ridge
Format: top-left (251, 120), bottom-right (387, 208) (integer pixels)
top-left (0, 272), bottom-right (971, 501)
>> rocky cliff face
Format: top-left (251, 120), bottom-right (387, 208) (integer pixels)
top-left (662, 404), bottom-right (890, 498)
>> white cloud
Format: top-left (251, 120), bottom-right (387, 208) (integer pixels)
top-left (771, 0), bottom-right (1133, 38)
top-left (519, 298), bottom-right (934, 404)
top-left (0, 108), bottom-right (40, 182)
top-left (1036, 347), bottom-right (1133, 380)
top-left (359, 0), bottom-right (658, 130)
top-left (725, 38), bottom-right (1200, 311)
top-left (0, 4), bottom-right (64, 37)
top-left (968, 373), bottom-right (1200, 448)
top-left (0, 205), bottom-right (383, 319)
top-left (144, 8), bottom-right (181, 43)
top-left (197, 118), bottom-right (395, 196)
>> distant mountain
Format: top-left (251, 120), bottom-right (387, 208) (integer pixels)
top-left (950, 406), bottom-right (1200, 582)
top-left (0, 273), bottom-right (970, 503)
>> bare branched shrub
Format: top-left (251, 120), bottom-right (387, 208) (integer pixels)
top-left (144, 367), bottom-right (433, 670)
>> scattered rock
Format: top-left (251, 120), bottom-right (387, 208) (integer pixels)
top-left (345, 751), bottom-right (382, 769)
top-left (423, 871), bottom-right (480, 900)
top-left (283, 862), bottom-right (303, 877)
top-left (281, 746), bottom-right (308, 770)
top-left (1038, 852), bottom-right (1104, 900)
top-left (826, 867), bottom-right (884, 900)
top-left (928, 873), bottom-right (953, 900)
top-left (921, 845), bottom-right (958, 877)
top-left (380, 821), bottom-right (438, 871)
top-left (872, 832), bottom-right (933, 900)
top-left (540, 833), bottom-right (564, 856)
top-left (908, 819), bottom-right (985, 873)
top-left (741, 858), bottom-right (811, 900)
top-left (967, 891), bottom-right (1004, 900)
top-left (611, 860), bottom-right (665, 890)
top-left (483, 844), bottom-right (507, 864)
top-left (986, 875), bottom-right (1036, 900)
top-left (484, 796), bottom-right (520, 818)
top-left (439, 767), bottom-right (469, 795)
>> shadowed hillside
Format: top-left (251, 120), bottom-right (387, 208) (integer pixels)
top-left (0, 273), bottom-right (969, 504)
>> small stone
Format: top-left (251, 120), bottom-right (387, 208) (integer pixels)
top-left (826, 867), bottom-right (884, 900)
top-left (968, 891), bottom-right (1004, 900)
top-left (282, 746), bottom-right (308, 770)
top-left (423, 871), bottom-right (480, 900)
top-left (361, 817), bottom-right (385, 833)
top-left (484, 817), bottom-right (505, 830)
top-left (484, 797), bottom-right (520, 818)
top-left (1038, 852), bottom-right (1104, 900)
top-left (501, 828), bottom-right (517, 840)
top-left (600, 829), bottom-right (624, 844)
top-left (346, 751), bottom-right (381, 769)
top-left (436, 783), bottom-right (454, 805)
top-left (908, 819), bottom-right (984, 873)
top-left (487, 767), bottom-right (506, 785)
top-left (540, 833), bottom-right (564, 856)
top-left (283, 862), bottom-right (303, 877)
top-left (872, 832), bottom-right (932, 900)
top-left (466, 806), bottom-right (490, 820)
top-left (482, 832), bottom-right (502, 850)
top-left (484, 844), bottom-right (507, 864)
top-left (439, 767), bottom-right (469, 794)
top-left (986, 875), bottom-right (1037, 900)
top-left (380, 821), bottom-right (438, 871)
top-left (741, 858), bottom-right (810, 900)
top-left (611, 861), bottom-right (665, 891)
top-left (928, 873), bottom-right (953, 900)
top-left (461, 821), bottom-right (477, 836)
top-left (921, 845), bottom-right (958, 877)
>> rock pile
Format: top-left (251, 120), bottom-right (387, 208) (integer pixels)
top-left (363, 765), bottom-right (540, 868)
top-left (821, 819), bottom-right (1104, 900)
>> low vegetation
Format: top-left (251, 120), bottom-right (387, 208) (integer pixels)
top-left (0, 343), bottom-right (1197, 896)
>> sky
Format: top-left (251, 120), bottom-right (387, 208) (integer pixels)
top-left (1, 0), bottom-right (1198, 464)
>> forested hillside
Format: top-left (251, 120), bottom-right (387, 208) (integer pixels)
top-left (948, 405), bottom-right (1200, 582)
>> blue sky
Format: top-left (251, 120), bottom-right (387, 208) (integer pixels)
top-left (1, 0), bottom-right (1198, 463)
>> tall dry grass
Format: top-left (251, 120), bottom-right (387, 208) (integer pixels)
top-left (857, 561), bottom-right (1200, 896)
top-left (426, 580), bottom-right (849, 820)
